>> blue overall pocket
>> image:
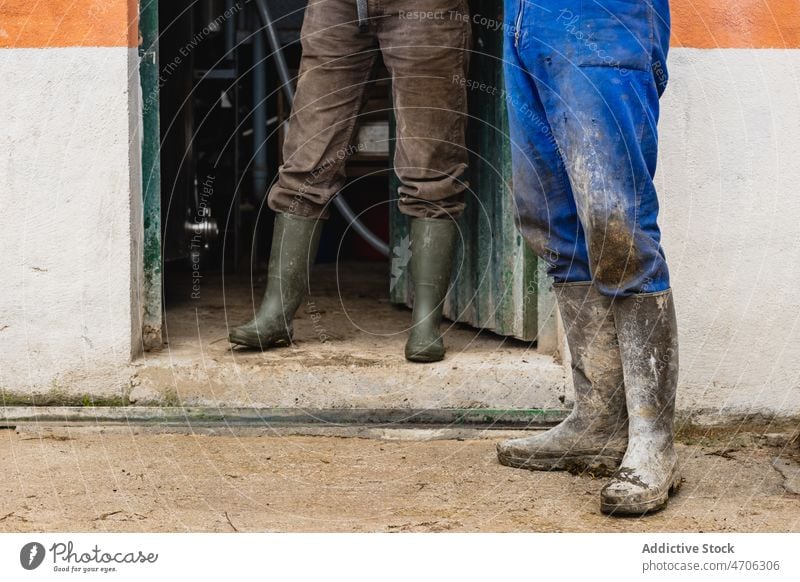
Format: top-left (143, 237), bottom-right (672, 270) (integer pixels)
top-left (565, 0), bottom-right (654, 72)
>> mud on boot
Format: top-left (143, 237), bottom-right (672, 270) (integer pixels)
top-left (600, 442), bottom-right (681, 515)
top-left (600, 289), bottom-right (681, 515)
top-left (497, 282), bottom-right (628, 476)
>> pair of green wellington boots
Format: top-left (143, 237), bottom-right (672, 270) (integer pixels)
top-left (229, 213), bottom-right (457, 363)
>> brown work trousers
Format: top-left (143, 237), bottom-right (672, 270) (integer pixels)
top-left (267, 0), bottom-right (471, 220)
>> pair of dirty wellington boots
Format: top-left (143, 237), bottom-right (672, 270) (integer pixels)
top-left (229, 212), bottom-right (457, 363)
top-left (497, 282), bottom-right (681, 515)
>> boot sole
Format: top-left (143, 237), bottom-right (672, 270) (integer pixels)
top-left (228, 331), bottom-right (291, 350)
top-left (498, 450), bottom-right (624, 477)
top-left (404, 345), bottom-right (445, 363)
top-left (405, 352), bottom-right (445, 363)
top-left (600, 467), bottom-right (683, 516)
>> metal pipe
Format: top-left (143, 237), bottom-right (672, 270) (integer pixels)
top-left (224, 0), bottom-right (235, 54)
top-left (252, 0), bottom-right (390, 258)
top-left (252, 12), bottom-right (268, 199)
top-left (201, 0), bottom-right (217, 33)
top-left (253, 0), bottom-right (295, 105)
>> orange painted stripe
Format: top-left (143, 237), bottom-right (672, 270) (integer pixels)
top-left (672, 0), bottom-right (800, 49)
top-left (1, 0), bottom-right (799, 50)
top-left (0, 0), bottom-right (139, 48)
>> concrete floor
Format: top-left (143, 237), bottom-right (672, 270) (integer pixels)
top-left (1, 425), bottom-right (799, 532)
top-left (131, 261), bottom-right (567, 410)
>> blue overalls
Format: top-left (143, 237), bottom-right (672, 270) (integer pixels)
top-left (504, 0), bottom-right (671, 297)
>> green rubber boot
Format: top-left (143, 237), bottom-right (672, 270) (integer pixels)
top-left (404, 218), bottom-right (458, 363)
top-left (229, 213), bottom-right (323, 349)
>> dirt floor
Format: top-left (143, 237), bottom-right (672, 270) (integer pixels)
top-left (1, 426), bottom-right (799, 532)
top-left (159, 260), bottom-right (530, 362)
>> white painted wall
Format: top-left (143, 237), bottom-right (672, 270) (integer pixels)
top-left (658, 48), bottom-right (800, 419)
top-left (0, 47), bottom-right (143, 401)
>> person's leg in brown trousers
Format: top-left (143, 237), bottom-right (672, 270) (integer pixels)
top-left (229, 0), bottom-right (377, 349)
top-left (267, 0), bottom-right (380, 219)
top-left (230, 0), bottom-right (471, 362)
top-left (378, 1), bottom-right (471, 360)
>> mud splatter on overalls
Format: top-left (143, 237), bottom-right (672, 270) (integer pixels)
top-left (504, 0), bottom-right (671, 296)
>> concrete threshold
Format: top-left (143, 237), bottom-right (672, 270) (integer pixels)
top-left (125, 265), bottom-right (570, 410)
top-left (130, 329), bottom-right (569, 411)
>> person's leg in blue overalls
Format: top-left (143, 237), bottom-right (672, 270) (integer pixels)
top-left (496, 0), bottom-right (679, 515)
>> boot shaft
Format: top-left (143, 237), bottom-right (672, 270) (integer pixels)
top-left (555, 282), bottom-right (627, 424)
top-left (408, 218), bottom-right (458, 322)
top-left (404, 217), bottom-right (458, 362)
top-left (262, 212), bottom-right (324, 313)
top-left (612, 289), bottom-right (679, 438)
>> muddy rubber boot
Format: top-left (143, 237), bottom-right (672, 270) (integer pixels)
top-left (601, 289), bottom-right (681, 515)
top-left (497, 282), bottom-right (628, 475)
top-left (229, 213), bottom-right (323, 349)
top-left (404, 218), bottom-right (457, 363)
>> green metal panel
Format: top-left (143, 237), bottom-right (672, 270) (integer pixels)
top-left (139, 0), bottom-right (163, 349)
top-left (390, 0), bottom-right (540, 342)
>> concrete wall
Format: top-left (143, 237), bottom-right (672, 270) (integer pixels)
top-left (659, 47), bottom-right (800, 419)
top-left (0, 1), bottom-right (143, 403)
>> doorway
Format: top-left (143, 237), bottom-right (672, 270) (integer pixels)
top-left (135, 0), bottom-right (564, 412)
